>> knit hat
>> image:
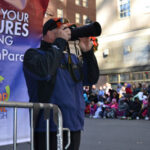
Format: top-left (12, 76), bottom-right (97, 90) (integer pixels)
top-left (42, 18), bottom-right (69, 35)
top-left (126, 83), bottom-right (131, 88)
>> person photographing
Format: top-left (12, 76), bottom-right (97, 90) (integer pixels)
top-left (23, 18), bottom-right (99, 150)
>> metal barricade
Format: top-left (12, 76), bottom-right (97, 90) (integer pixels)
top-left (0, 101), bottom-right (70, 150)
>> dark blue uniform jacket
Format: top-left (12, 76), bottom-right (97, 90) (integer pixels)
top-left (23, 38), bottom-right (99, 132)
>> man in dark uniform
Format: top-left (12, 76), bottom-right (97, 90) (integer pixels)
top-left (23, 18), bottom-right (99, 150)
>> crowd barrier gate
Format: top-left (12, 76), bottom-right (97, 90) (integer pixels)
top-left (0, 101), bottom-right (70, 150)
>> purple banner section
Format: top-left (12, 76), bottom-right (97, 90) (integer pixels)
top-left (0, 0), bottom-right (49, 145)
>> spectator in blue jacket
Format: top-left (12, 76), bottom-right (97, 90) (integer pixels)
top-left (23, 18), bottom-right (99, 150)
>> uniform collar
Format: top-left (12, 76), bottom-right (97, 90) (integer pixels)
top-left (40, 40), bottom-right (52, 51)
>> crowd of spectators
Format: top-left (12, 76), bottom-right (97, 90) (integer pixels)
top-left (83, 82), bottom-right (150, 120)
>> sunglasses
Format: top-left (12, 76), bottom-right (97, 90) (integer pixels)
top-left (53, 18), bottom-right (69, 28)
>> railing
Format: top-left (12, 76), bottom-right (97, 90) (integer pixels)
top-left (0, 101), bottom-right (70, 150)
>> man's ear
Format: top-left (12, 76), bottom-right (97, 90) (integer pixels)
top-left (43, 30), bottom-right (56, 43)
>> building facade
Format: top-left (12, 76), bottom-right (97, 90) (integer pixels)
top-left (44, 0), bottom-right (96, 25)
top-left (96, 0), bottom-right (150, 88)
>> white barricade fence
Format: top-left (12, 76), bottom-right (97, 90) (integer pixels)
top-left (0, 101), bottom-right (70, 150)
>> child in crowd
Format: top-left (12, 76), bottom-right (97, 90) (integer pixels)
top-left (140, 95), bottom-right (150, 120)
top-left (85, 103), bottom-right (91, 116)
top-left (103, 98), bottom-right (118, 119)
top-left (89, 101), bottom-right (97, 118)
top-left (125, 83), bottom-right (133, 97)
top-left (83, 92), bottom-right (89, 104)
top-left (93, 101), bottom-right (104, 118)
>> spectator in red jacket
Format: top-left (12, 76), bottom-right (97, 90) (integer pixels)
top-left (125, 83), bottom-right (133, 96)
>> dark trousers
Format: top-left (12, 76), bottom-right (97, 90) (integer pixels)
top-left (34, 131), bottom-right (81, 150)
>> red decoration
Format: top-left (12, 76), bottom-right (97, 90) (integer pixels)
top-left (90, 36), bottom-right (99, 51)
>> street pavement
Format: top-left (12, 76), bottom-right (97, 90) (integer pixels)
top-left (80, 117), bottom-right (150, 150)
top-left (0, 118), bottom-right (150, 150)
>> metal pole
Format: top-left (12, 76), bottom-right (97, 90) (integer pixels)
top-left (63, 128), bottom-right (71, 150)
top-left (57, 108), bottom-right (63, 150)
top-left (30, 108), bottom-right (34, 150)
top-left (46, 119), bottom-right (50, 150)
top-left (13, 107), bottom-right (17, 150)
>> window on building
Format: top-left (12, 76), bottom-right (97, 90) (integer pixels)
top-left (83, 15), bottom-right (88, 24)
top-left (120, 73), bottom-right (130, 82)
top-left (132, 72), bottom-right (143, 81)
top-left (144, 72), bottom-right (150, 80)
top-left (75, 0), bottom-right (81, 5)
top-left (83, 0), bottom-right (88, 7)
top-left (75, 13), bottom-right (81, 24)
top-left (57, 9), bottom-right (63, 18)
top-left (119, 0), bottom-right (130, 18)
top-left (109, 74), bottom-right (118, 83)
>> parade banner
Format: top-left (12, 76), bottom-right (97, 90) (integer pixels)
top-left (0, 0), bottom-right (49, 145)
